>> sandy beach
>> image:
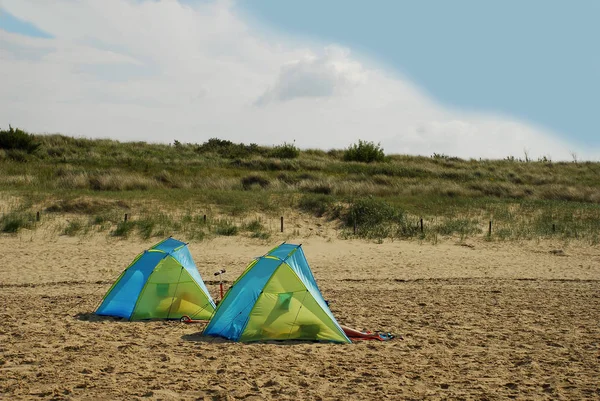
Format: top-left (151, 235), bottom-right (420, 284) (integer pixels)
top-left (1, 231), bottom-right (599, 400)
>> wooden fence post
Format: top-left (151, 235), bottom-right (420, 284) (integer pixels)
top-left (280, 216), bottom-right (284, 233)
top-left (36, 211), bottom-right (40, 222)
top-left (203, 214), bottom-right (207, 224)
top-left (488, 220), bottom-right (492, 236)
top-left (420, 218), bottom-right (424, 233)
top-left (124, 213), bottom-right (128, 222)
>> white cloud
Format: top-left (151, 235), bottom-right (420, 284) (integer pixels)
top-left (255, 46), bottom-right (365, 105)
top-left (0, 0), bottom-right (594, 160)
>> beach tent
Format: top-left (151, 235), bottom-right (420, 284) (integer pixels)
top-left (203, 242), bottom-right (350, 343)
top-left (95, 237), bottom-right (216, 321)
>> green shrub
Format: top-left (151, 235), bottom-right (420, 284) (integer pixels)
top-left (111, 221), bottom-right (135, 237)
top-left (341, 197), bottom-right (417, 239)
top-left (0, 126), bottom-right (41, 154)
top-left (343, 197), bottom-right (401, 227)
top-left (196, 138), bottom-right (266, 159)
top-left (271, 142), bottom-right (300, 159)
top-left (196, 138), bottom-right (234, 153)
top-left (343, 140), bottom-right (385, 163)
top-left (242, 219), bottom-right (270, 239)
top-left (242, 219), bottom-right (264, 233)
top-left (214, 220), bottom-right (238, 236)
top-left (91, 215), bottom-right (108, 225)
top-left (63, 220), bottom-right (84, 236)
top-left (0, 212), bottom-right (36, 233)
top-left (136, 219), bottom-right (155, 240)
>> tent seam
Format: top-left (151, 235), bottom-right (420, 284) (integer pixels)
top-left (287, 289), bottom-right (310, 340)
top-left (165, 266), bottom-right (185, 319)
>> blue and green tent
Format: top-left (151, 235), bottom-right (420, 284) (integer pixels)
top-left (96, 237), bottom-right (215, 321)
top-left (203, 243), bottom-right (350, 343)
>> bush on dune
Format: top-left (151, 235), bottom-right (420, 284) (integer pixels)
top-left (343, 140), bottom-right (385, 163)
top-left (0, 126), bottom-right (41, 154)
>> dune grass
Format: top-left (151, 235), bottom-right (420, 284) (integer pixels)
top-left (1, 128), bottom-right (599, 243)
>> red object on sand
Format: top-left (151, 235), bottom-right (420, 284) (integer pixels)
top-left (341, 325), bottom-right (395, 341)
top-left (180, 315), bottom-right (209, 324)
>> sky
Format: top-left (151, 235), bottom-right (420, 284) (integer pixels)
top-left (0, 0), bottom-right (598, 160)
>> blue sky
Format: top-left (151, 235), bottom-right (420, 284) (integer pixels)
top-left (0, 1), bottom-right (597, 159)
top-left (0, 7), bottom-right (52, 38)
top-left (238, 1), bottom-right (600, 149)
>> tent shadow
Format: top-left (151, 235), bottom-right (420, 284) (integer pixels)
top-left (74, 312), bottom-right (128, 323)
top-left (75, 313), bottom-right (205, 325)
top-left (181, 333), bottom-right (229, 344)
top-left (180, 333), bottom-right (339, 346)
top-left (248, 339), bottom-right (340, 346)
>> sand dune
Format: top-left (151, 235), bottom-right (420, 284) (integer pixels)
top-left (1, 232), bottom-right (599, 400)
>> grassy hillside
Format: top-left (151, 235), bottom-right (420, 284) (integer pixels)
top-left (1, 127), bottom-right (599, 243)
